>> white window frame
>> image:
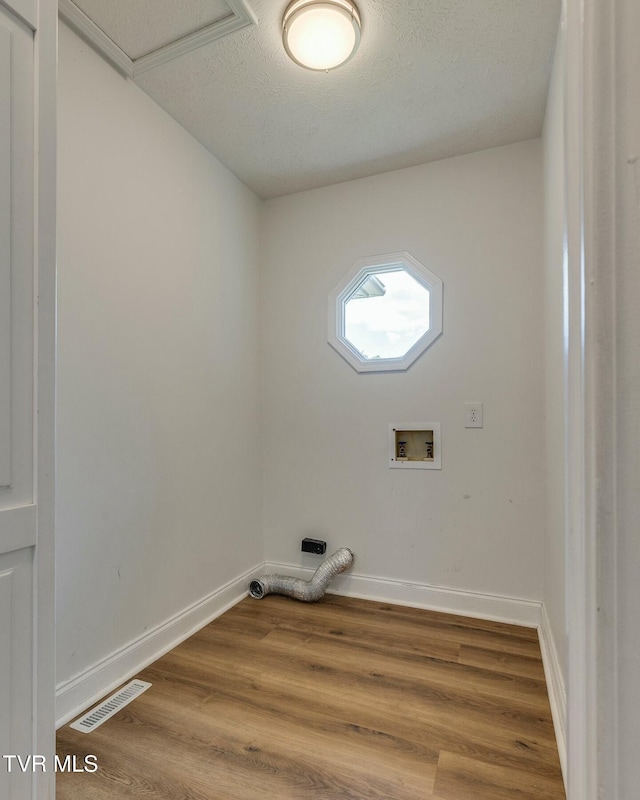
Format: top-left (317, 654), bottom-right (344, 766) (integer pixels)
top-left (328, 251), bottom-right (443, 373)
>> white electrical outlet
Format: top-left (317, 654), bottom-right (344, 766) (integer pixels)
top-left (465, 402), bottom-right (483, 428)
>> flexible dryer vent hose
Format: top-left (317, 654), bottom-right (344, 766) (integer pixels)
top-left (249, 547), bottom-right (354, 602)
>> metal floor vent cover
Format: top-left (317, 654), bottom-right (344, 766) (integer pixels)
top-left (70, 679), bottom-right (152, 733)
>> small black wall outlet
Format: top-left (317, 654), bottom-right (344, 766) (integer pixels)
top-left (301, 538), bottom-right (327, 555)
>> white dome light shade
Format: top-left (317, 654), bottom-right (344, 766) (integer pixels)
top-left (283, 1), bottom-right (361, 71)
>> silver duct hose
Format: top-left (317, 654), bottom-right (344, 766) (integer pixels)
top-left (249, 547), bottom-right (354, 602)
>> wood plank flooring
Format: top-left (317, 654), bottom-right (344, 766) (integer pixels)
top-left (56, 594), bottom-right (566, 799)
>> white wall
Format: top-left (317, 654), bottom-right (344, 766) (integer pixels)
top-left (542, 21), bottom-right (568, 682)
top-left (56, 24), bottom-right (262, 690)
top-left (260, 141), bottom-right (545, 604)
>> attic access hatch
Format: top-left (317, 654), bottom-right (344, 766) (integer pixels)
top-left (58, 0), bottom-right (256, 78)
top-left (389, 423), bottom-right (441, 470)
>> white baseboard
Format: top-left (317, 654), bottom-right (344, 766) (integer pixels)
top-left (55, 561), bottom-right (263, 728)
top-left (539, 604), bottom-right (568, 786)
top-left (262, 561), bottom-right (543, 628)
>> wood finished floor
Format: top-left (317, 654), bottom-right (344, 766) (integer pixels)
top-left (56, 595), bottom-right (566, 799)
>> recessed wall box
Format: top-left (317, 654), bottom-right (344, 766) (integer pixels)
top-left (301, 538), bottom-right (327, 555)
top-left (389, 423), bottom-right (441, 469)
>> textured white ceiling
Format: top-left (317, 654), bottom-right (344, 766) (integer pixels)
top-left (72, 0), bottom-right (561, 198)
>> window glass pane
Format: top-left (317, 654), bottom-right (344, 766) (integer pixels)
top-left (344, 269), bottom-right (430, 360)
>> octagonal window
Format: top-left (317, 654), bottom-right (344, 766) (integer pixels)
top-left (328, 252), bottom-right (443, 373)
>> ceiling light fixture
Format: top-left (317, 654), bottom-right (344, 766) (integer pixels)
top-left (282, 0), bottom-right (361, 71)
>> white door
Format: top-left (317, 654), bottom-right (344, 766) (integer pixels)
top-left (0, 0), bottom-right (56, 798)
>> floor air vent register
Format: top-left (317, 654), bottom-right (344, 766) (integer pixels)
top-left (70, 679), bottom-right (152, 733)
